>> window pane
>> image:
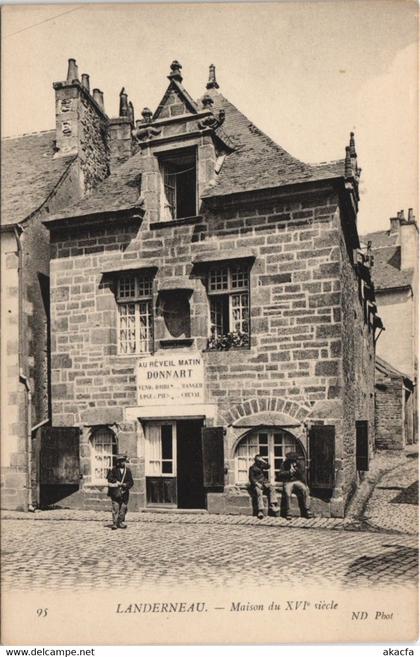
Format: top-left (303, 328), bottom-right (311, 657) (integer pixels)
top-left (118, 276), bottom-right (136, 299)
top-left (210, 296), bottom-right (228, 337)
top-left (209, 268), bottom-right (229, 292)
top-left (231, 265), bottom-right (249, 289)
top-left (138, 300), bottom-right (152, 354)
top-left (137, 277), bottom-right (152, 298)
top-left (119, 303), bottom-right (136, 353)
top-left (162, 461), bottom-right (173, 474)
top-left (91, 428), bottom-right (115, 482)
top-left (161, 425), bottom-right (173, 460)
top-left (231, 292), bottom-right (249, 334)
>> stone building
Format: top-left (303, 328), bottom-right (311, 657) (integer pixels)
top-left (1, 59), bottom-right (110, 509)
top-left (362, 211), bottom-right (418, 448)
top-left (36, 59), bottom-right (382, 518)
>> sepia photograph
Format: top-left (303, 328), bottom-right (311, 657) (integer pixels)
top-left (1, 0), bottom-right (418, 647)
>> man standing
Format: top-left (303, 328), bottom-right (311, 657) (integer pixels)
top-left (248, 454), bottom-right (279, 519)
top-left (281, 451), bottom-right (313, 520)
top-left (107, 454), bottom-right (134, 530)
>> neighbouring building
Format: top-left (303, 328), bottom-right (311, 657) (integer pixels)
top-left (362, 210), bottom-right (418, 448)
top-left (34, 59), bottom-right (383, 518)
top-left (1, 59), bottom-right (110, 509)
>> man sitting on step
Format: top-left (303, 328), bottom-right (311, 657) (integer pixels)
top-left (280, 451), bottom-right (313, 521)
top-left (248, 454), bottom-right (280, 520)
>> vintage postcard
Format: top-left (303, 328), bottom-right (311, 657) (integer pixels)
top-left (1, 1), bottom-right (418, 647)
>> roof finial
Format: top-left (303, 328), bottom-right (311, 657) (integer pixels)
top-left (349, 131), bottom-right (357, 158)
top-left (119, 87), bottom-right (129, 117)
top-left (168, 60), bottom-right (183, 83)
top-left (206, 64), bottom-right (219, 90)
top-left (128, 101), bottom-right (135, 125)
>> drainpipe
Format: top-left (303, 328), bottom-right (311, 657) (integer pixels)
top-left (13, 224), bottom-right (34, 512)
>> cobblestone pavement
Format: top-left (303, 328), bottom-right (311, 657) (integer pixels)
top-left (362, 449), bottom-right (418, 534)
top-left (1, 516), bottom-right (417, 592)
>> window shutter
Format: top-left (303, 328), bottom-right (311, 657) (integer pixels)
top-left (201, 427), bottom-right (224, 489)
top-left (356, 420), bottom-right (369, 471)
top-left (40, 426), bottom-right (80, 485)
top-left (309, 425), bottom-right (335, 489)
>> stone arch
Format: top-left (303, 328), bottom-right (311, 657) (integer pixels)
top-left (230, 423), bottom-right (307, 459)
top-left (219, 397), bottom-right (312, 427)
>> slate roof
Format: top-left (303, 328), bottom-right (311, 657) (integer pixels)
top-left (360, 228), bottom-right (414, 291)
top-left (1, 130), bottom-right (75, 225)
top-left (46, 89), bottom-right (347, 222)
top-left (376, 355), bottom-right (412, 383)
top-left (203, 90), bottom-right (345, 198)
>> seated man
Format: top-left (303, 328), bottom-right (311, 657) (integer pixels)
top-left (248, 454), bottom-right (279, 519)
top-left (279, 451), bottom-right (313, 520)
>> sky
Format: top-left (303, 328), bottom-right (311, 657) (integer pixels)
top-left (1, 1), bottom-right (418, 234)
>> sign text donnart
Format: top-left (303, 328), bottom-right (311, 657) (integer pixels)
top-left (137, 353), bottom-right (204, 406)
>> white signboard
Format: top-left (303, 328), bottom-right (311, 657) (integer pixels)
top-left (137, 352), bottom-right (205, 406)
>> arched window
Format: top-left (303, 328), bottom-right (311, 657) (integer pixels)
top-left (90, 427), bottom-right (117, 485)
top-left (235, 428), bottom-right (304, 485)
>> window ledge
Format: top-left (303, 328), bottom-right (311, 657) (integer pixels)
top-left (159, 338), bottom-right (195, 349)
top-left (150, 215), bottom-right (203, 229)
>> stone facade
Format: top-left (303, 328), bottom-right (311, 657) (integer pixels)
top-left (43, 62), bottom-right (379, 517)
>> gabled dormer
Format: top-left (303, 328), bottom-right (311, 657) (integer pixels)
top-left (131, 61), bottom-right (232, 225)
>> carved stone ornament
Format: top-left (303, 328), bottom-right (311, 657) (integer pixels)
top-left (132, 125), bottom-right (162, 142)
top-left (60, 99), bottom-right (73, 112)
top-left (62, 121), bottom-right (72, 136)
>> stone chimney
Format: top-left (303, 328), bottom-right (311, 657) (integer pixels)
top-left (53, 58), bottom-right (110, 194)
top-left (108, 87), bottom-right (136, 171)
top-left (399, 209), bottom-right (418, 272)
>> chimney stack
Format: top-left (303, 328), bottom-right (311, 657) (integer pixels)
top-left (53, 58), bottom-right (109, 193)
top-left (81, 73), bottom-right (90, 92)
top-left (93, 88), bottom-right (105, 111)
top-left (66, 58), bottom-right (79, 83)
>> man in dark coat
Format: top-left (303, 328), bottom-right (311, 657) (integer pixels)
top-left (280, 451), bottom-right (313, 520)
top-left (248, 454), bottom-right (279, 519)
top-left (107, 454), bottom-right (134, 530)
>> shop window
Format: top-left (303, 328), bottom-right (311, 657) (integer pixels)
top-left (90, 427), bottom-right (117, 485)
top-left (145, 423), bottom-right (177, 476)
top-left (117, 274), bottom-right (153, 354)
top-left (235, 429), bottom-right (304, 485)
top-left (207, 263), bottom-right (250, 350)
top-left (159, 149), bottom-right (197, 221)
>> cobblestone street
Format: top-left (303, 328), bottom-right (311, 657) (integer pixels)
top-left (2, 448), bottom-right (417, 593)
top-left (1, 515), bottom-right (417, 593)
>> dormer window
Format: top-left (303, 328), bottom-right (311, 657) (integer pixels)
top-left (159, 148), bottom-right (197, 221)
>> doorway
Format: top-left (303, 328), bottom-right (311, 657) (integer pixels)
top-left (144, 419), bottom-right (206, 509)
top-left (177, 420), bottom-right (205, 509)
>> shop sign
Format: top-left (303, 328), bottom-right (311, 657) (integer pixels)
top-left (137, 352), bottom-right (205, 406)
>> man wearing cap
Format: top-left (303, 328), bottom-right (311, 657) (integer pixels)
top-left (248, 454), bottom-right (279, 519)
top-left (107, 454), bottom-right (134, 530)
top-left (280, 451), bottom-right (313, 520)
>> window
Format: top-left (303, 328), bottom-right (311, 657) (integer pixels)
top-left (207, 263), bottom-right (250, 349)
top-left (145, 423), bottom-right (177, 476)
top-left (90, 427), bottom-right (117, 485)
top-left (159, 149), bottom-right (197, 220)
top-left (235, 429), bottom-right (304, 485)
top-left (117, 274), bottom-right (153, 354)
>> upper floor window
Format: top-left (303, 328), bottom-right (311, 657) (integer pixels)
top-left (117, 274), bottom-right (153, 354)
top-left (159, 148), bottom-right (197, 221)
top-left (207, 263), bottom-right (250, 350)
